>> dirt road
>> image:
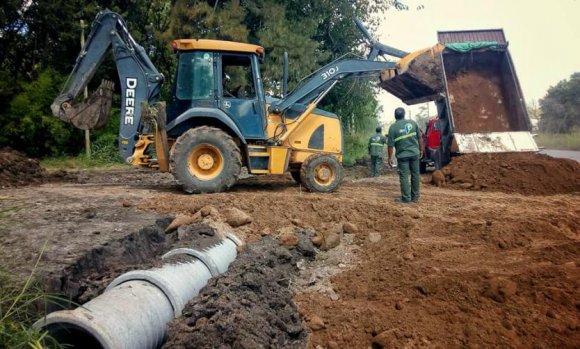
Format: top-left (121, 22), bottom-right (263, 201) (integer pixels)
top-left (0, 167), bottom-right (578, 348)
top-left (541, 149), bottom-right (580, 162)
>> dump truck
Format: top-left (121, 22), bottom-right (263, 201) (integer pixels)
top-left (380, 29), bottom-right (538, 170)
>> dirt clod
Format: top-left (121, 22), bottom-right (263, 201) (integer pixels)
top-left (309, 315), bottom-right (326, 331)
top-left (342, 222), bottom-right (358, 234)
top-left (222, 207), bottom-right (253, 227)
top-left (280, 232), bottom-right (299, 247)
top-left (165, 214), bottom-right (196, 233)
top-left (431, 170), bottom-right (445, 187)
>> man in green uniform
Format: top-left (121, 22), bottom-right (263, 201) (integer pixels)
top-left (387, 108), bottom-right (424, 203)
top-left (368, 126), bottom-right (387, 177)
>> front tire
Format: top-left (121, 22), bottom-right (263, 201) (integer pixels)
top-left (300, 153), bottom-right (343, 193)
top-left (170, 126), bottom-right (242, 193)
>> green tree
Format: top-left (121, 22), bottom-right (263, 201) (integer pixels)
top-left (413, 104), bottom-right (430, 131)
top-left (0, 69), bottom-right (82, 157)
top-left (539, 72), bottom-right (580, 133)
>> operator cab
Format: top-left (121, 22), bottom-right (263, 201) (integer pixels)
top-left (168, 39), bottom-right (267, 140)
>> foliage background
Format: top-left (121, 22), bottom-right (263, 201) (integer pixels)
top-left (0, 0), bottom-right (408, 164)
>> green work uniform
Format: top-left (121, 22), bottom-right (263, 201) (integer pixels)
top-left (368, 132), bottom-right (387, 177)
top-left (388, 119), bottom-right (421, 202)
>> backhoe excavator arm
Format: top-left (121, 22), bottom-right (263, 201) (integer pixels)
top-left (269, 18), bottom-right (406, 115)
top-left (269, 59), bottom-right (397, 114)
top-left (52, 9), bottom-right (164, 160)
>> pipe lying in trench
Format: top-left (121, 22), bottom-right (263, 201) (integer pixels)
top-left (34, 233), bottom-right (243, 349)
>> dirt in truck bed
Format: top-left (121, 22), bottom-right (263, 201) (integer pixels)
top-left (437, 152), bottom-right (580, 195)
top-left (0, 162), bottom-right (578, 348)
top-left (447, 68), bottom-right (512, 133)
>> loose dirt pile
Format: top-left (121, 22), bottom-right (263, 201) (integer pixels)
top-left (163, 236), bottom-right (311, 349)
top-left (447, 69), bottom-right (512, 133)
top-left (0, 148), bottom-right (78, 188)
top-left (0, 148), bottom-right (46, 187)
top-left (2, 167), bottom-right (579, 348)
top-left (405, 45), bottom-right (445, 93)
top-left (295, 183), bottom-right (580, 349)
top-left (436, 152), bottom-right (580, 195)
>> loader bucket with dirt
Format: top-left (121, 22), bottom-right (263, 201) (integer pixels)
top-left (51, 80), bottom-right (114, 130)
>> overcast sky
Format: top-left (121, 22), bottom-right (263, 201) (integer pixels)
top-left (375, 0), bottom-right (580, 123)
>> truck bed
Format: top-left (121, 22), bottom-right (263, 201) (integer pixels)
top-left (442, 49), bottom-right (530, 134)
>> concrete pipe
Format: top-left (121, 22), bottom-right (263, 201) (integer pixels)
top-left (34, 236), bottom-right (241, 349)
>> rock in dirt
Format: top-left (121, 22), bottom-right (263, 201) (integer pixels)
top-left (296, 234), bottom-right (316, 257)
top-left (280, 232), bottom-right (299, 247)
top-left (438, 153), bottom-right (580, 195)
top-left (327, 341), bottom-right (339, 349)
top-left (372, 330), bottom-right (395, 348)
top-left (163, 237), bottom-right (311, 348)
top-left (177, 220), bottom-right (234, 241)
top-left (368, 232), bottom-right (382, 243)
top-left (222, 207), bottom-right (253, 227)
top-left (311, 234), bottom-right (323, 247)
top-left (431, 170), bottom-right (445, 187)
top-left (482, 277), bottom-right (518, 303)
top-left (342, 222), bottom-right (358, 234)
top-left (319, 224), bottom-right (342, 251)
top-left (165, 214), bottom-right (196, 233)
top-left (308, 315), bottom-right (326, 331)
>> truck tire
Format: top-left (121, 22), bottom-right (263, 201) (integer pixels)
top-left (170, 126), bottom-right (242, 193)
top-left (420, 161), bottom-right (427, 174)
top-left (299, 153), bottom-right (343, 193)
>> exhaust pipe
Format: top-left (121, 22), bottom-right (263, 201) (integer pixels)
top-left (34, 233), bottom-right (243, 349)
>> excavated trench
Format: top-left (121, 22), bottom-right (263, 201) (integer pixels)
top-left (39, 218), bottom-right (310, 348)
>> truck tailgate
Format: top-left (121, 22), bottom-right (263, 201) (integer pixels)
top-left (454, 131), bottom-right (538, 153)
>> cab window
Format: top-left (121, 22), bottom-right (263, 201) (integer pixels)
top-left (176, 52), bottom-right (214, 100)
top-left (221, 54), bottom-right (256, 99)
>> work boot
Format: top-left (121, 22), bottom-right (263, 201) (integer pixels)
top-left (394, 197), bottom-right (411, 204)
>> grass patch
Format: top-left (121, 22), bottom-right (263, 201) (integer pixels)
top-left (41, 155), bottom-right (129, 171)
top-left (0, 243), bottom-right (64, 349)
top-left (535, 132), bottom-right (580, 151)
top-left (42, 133), bottom-right (128, 170)
top-left (343, 132), bottom-right (372, 166)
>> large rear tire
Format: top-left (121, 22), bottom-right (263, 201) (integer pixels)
top-left (299, 153), bottom-right (343, 193)
top-left (170, 126), bottom-right (242, 193)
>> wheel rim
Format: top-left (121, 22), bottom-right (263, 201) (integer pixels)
top-left (313, 163), bottom-right (336, 187)
top-left (187, 144), bottom-right (224, 180)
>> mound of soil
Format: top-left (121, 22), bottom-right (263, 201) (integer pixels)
top-left (447, 69), bottom-right (512, 133)
top-left (163, 237), bottom-right (311, 348)
top-left (439, 152), bottom-right (580, 195)
top-left (0, 148), bottom-right (46, 187)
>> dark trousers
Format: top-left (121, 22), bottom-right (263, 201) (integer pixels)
top-left (370, 156), bottom-right (383, 177)
top-left (397, 156), bottom-right (420, 202)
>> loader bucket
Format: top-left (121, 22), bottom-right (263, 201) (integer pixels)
top-left (379, 44), bottom-right (445, 105)
top-left (54, 80), bottom-right (115, 130)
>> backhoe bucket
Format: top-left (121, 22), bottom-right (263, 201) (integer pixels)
top-left (54, 80), bottom-right (115, 130)
top-left (379, 44), bottom-right (445, 105)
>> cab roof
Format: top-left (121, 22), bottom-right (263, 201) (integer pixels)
top-left (172, 39), bottom-right (264, 58)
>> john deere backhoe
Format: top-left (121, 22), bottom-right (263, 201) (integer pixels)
top-left (52, 9), bottom-right (421, 193)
